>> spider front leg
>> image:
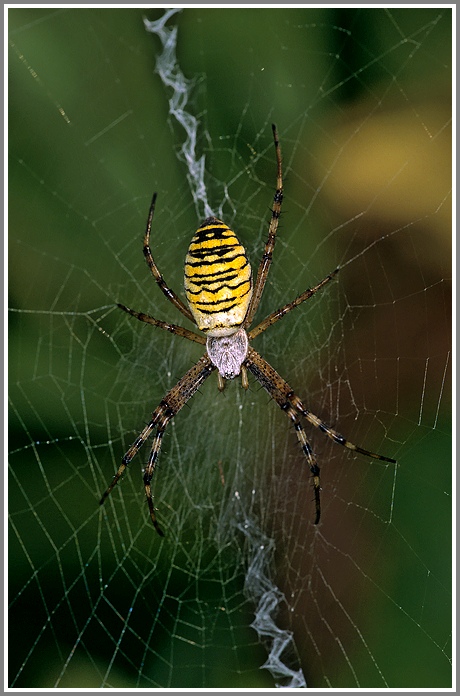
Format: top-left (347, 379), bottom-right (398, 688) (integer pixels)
top-left (289, 393), bottom-right (397, 464)
top-left (283, 403), bottom-right (322, 524)
top-left (99, 417), bottom-right (160, 506)
top-left (142, 412), bottom-right (171, 536)
top-left (100, 406), bottom-right (174, 536)
top-left (245, 346), bottom-right (396, 525)
top-left (245, 347), bottom-right (324, 522)
top-left (99, 405), bottom-right (168, 533)
top-left (100, 355), bottom-right (215, 535)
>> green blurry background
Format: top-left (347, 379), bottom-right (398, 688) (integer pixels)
top-left (9, 7), bottom-right (451, 688)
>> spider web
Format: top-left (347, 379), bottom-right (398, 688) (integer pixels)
top-left (8, 6), bottom-right (452, 689)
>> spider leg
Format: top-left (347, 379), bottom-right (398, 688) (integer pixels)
top-left (289, 393), bottom-right (397, 464)
top-left (100, 354), bottom-right (215, 535)
top-left (284, 404), bottom-right (322, 524)
top-left (143, 412), bottom-right (170, 536)
top-left (99, 417), bottom-right (160, 507)
top-left (117, 303), bottom-right (206, 345)
top-left (244, 124), bottom-right (283, 328)
top-left (244, 347), bottom-right (322, 523)
top-left (249, 268), bottom-right (339, 340)
top-left (143, 192), bottom-right (195, 324)
top-left (245, 347), bottom-right (396, 524)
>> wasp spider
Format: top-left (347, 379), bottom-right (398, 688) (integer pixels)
top-left (100, 125), bottom-right (396, 536)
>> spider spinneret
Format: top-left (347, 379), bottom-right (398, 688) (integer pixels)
top-left (100, 124), bottom-right (396, 536)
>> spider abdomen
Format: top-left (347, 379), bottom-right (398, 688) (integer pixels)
top-left (184, 217), bottom-right (252, 337)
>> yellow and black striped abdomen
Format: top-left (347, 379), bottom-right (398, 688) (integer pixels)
top-left (184, 217), bottom-right (252, 336)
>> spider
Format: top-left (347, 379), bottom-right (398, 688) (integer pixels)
top-left (100, 124), bottom-right (396, 536)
